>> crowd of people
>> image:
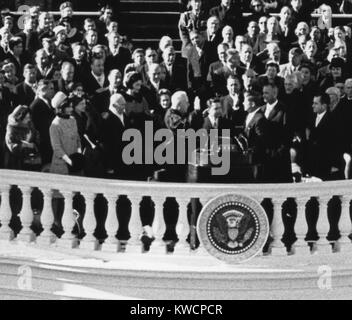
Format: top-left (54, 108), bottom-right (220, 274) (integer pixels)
top-left (0, 0), bottom-right (351, 184)
top-left (1, 0), bottom-right (352, 250)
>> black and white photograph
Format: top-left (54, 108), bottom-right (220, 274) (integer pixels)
top-left (0, 0), bottom-right (352, 304)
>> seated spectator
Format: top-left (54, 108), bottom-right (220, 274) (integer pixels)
top-left (247, 0), bottom-right (267, 23)
top-left (53, 25), bottom-right (72, 58)
top-left (59, 17), bottom-right (82, 44)
top-left (157, 35), bottom-right (173, 62)
top-left (37, 12), bottom-right (54, 37)
top-left (56, 61), bottom-right (75, 95)
top-left (0, 27), bottom-right (11, 61)
top-left (244, 21), bottom-right (260, 54)
top-left (105, 31), bottom-right (132, 76)
top-left (204, 16), bottom-right (222, 46)
top-left (124, 48), bottom-right (148, 84)
top-left (15, 15), bottom-right (40, 56)
top-left (257, 16), bottom-right (280, 53)
top-left (279, 47), bottom-right (303, 78)
top-left (72, 43), bottom-right (90, 82)
top-left (3, 61), bottom-right (19, 92)
top-left (222, 25), bottom-right (234, 48)
top-left (209, 0), bottom-right (244, 34)
top-left (240, 43), bottom-right (265, 74)
top-left (278, 6), bottom-right (296, 53)
top-left (320, 57), bottom-right (346, 92)
top-left (6, 36), bottom-right (30, 80)
top-left (257, 61), bottom-right (285, 96)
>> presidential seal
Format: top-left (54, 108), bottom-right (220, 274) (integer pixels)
top-left (197, 194), bottom-right (269, 264)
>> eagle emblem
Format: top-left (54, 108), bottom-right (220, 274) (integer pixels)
top-left (214, 210), bottom-right (254, 249)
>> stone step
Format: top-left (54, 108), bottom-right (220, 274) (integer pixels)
top-left (120, 0), bottom-right (181, 12)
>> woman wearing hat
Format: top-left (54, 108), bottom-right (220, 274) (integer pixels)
top-left (123, 71), bottom-right (151, 130)
top-left (5, 105), bottom-right (40, 170)
top-left (49, 91), bottom-right (82, 176)
top-left (319, 57), bottom-right (346, 92)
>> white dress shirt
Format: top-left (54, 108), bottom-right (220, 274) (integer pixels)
top-left (246, 108), bottom-right (260, 128)
top-left (230, 94), bottom-right (240, 110)
top-left (315, 111), bottom-right (327, 127)
top-left (264, 100), bottom-right (278, 119)
top-left (92, 71), bottom-right (105, 87)
top-left (208, 115), bottom-right (218, 128)
top-left (109, 106), bottom-right (125, 126)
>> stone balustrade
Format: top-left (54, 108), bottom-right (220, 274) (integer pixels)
top-left (0, 169), bottom-right (352, 257)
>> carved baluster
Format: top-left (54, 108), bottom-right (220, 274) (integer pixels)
top-left (270, 197), bottom-right (286, 255)
top-left (36, 188), bottom-right (55, 245)
top-left (0, 185), bottom-right (13, 241)
top-left (58, 191), bottom-right (77, 248)
top-left (17, 186), bottom-right (35, 243)
top-left (128, 196), bottom-right (142, 247)
top-left (316, 196), bottom-right (332, 253)
top-left (104, 194), bottom-right (119, 251)
top-left (338, 196), bottom-right (352, 251)
top-left (152, 196), bottom-right (165, 248)
top-left (80, 192), bottom-right (98, 250)
top-left (176, 198), bottom-right (191, 253)
top-left (293, 197), bottom-right (310, 255)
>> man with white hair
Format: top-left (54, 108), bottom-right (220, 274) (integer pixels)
top-left (164, 91), bottom-right (190, 131)
top-left (101, 93), bottom-right (130, 178)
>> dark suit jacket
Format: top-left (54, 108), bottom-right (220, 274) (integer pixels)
top-left (14, 82), bottom-right (36, 107)
top-left (202, 116), bottom-right (232, 131)
top-left (16, 31), bottom-right (41, 56)
top-left (100, 110), bottom-right (131, 178)
top-left (187, 41), bottom-right (218, 85)
top-left (29, 98), bottom-right (56, 165)
top-left (160, 62), bottom-right (188, 93)
top-left (141, 80), bottom-right (167, 110)
top-left (209, 4), bottom-right (244, 34)
top-left (105, 47), bottom-right (132, 76)
top-left (73, 59), bottom-right (91, 83)
top-left (221, 94), bottom-right (246, 135)
top-left (83, 72), bottom-right (109, 97)
top-left (56, 78), bottom-right (73, 96)
top-left (261, 101), bottom-right (292, 182)
top-left (305, 112), bottom-right (334, 180)
top-left (209, 64), bottom-right (246, 96)
top-left (243, 109), bottom-right (268, 166)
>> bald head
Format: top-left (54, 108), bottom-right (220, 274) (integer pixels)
top-left (110, 93), bottom-right (126, 114)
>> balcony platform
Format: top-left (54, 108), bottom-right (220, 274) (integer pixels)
top-left (1, 242), bottom-right (352, 300)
